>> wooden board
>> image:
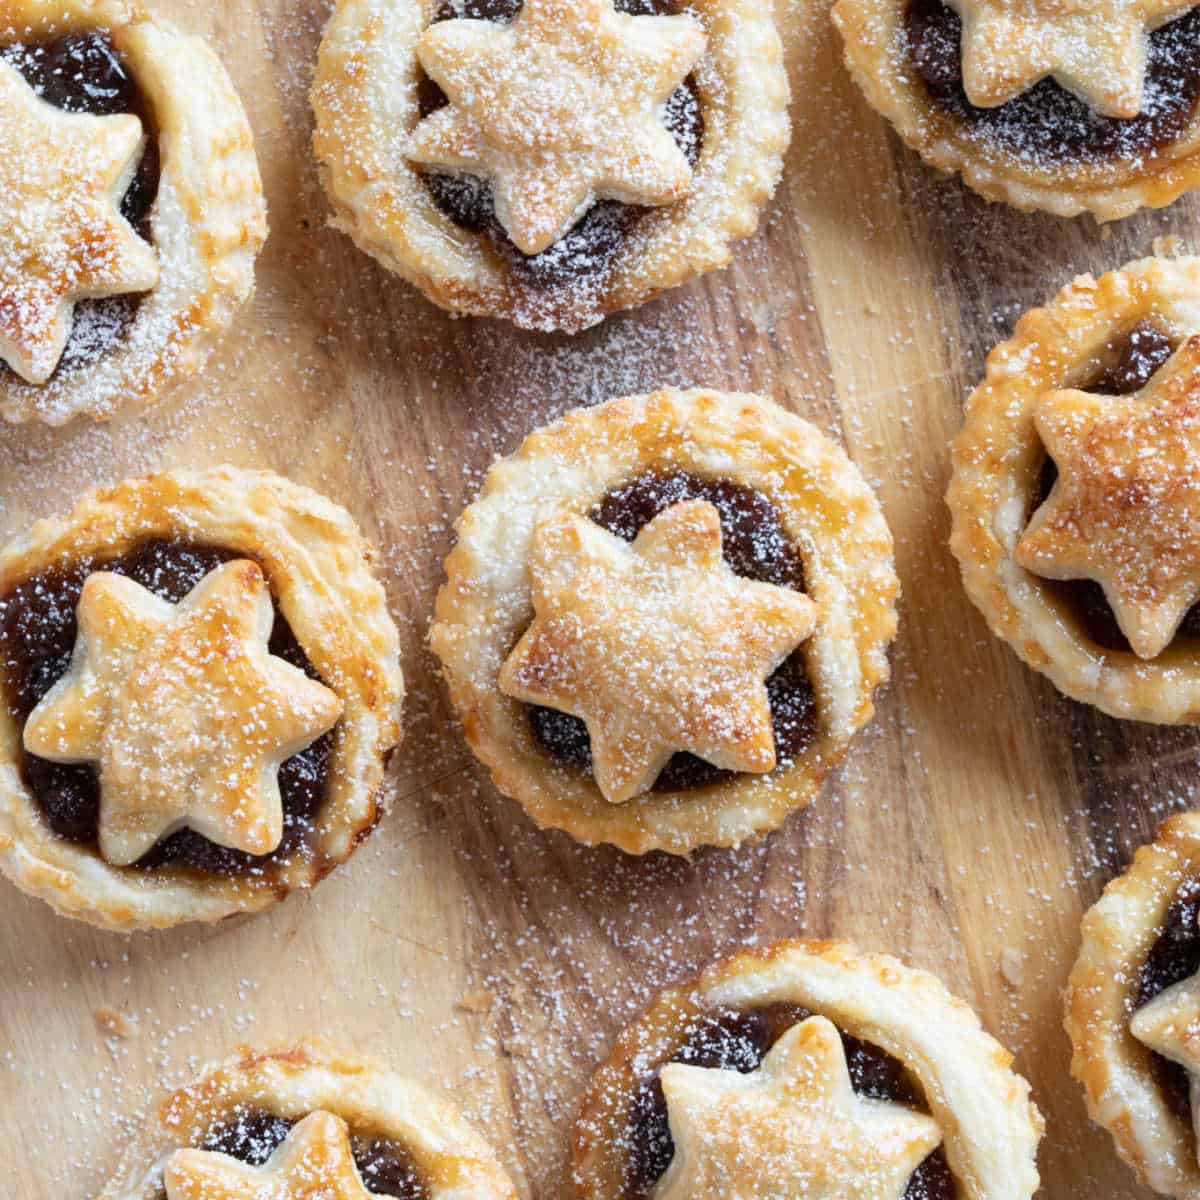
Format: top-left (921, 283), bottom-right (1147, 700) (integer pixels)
top-left (4, 1), bottom-right (1199, 1196)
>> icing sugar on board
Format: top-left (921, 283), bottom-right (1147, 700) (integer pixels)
top-left (2, 0), bottom-right (1197, 1196)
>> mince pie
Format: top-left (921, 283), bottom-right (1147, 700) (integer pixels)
top-left (0, 0), bottom-right (267, 426)
top-left (947, 254), bottom-right (1200, 723)
top-left (833, 0), bottom-right (1200, 219)
top-left (572, 940), bottom-right (1043, 1200)
top-left (0, 467), bottom-right (403, 930)
top-left (311, 0), bottom-right (789, 333)
top-left (1065, 813), bottom-right (1200, 1197)
top-left (97, 1039), bottom-right (516, 1200)
top-left (431, 388), bottom-right (899, 855)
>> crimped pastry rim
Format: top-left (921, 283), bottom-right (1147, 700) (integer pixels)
top-left (1065, 813), bottom-right (1200, 1198)
top-left (97, 1038), bottom-right (517, 1200)
top-left (571, 939), bottom-right (1043, 1200)
top-left (831, 0), bottom-right (1200, 221)
top-left (0, 0), bottom-right (267, 426)
top-left (310, 0), bottom-right (790, 333)
top-left (947, 254), bottom-right (1200, 723)
top-left (430, 388), bottom-right (898, 856)
top-left (0, 466), bottom-right (404, 931)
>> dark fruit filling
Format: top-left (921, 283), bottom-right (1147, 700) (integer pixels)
top-left (0, 540), bottom-right (334, 877)
top-left (1026, 322), bottom-right (1200, 654)
top-left (526, 470), bottom-right (818, 791)
top-left (197, 1106), bottom-right (427, 1199)
top-left (1136, 877), bottom-right (1200, 1124)
top-left (904, 0), bottom-right (1200, 166)
top-left (1, 32), bottom-right (160, 380)
top-left (416, 0), bottom-right (704, 293)
top-left (622, 1005), bottom-right (956, 1200)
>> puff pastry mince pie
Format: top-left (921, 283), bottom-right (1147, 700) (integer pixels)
top-left (1065, 813), bottom-right (1200, 1197)
top-left (0, 0), bottom-right (267, 426)
top-left (833, 0), bottom-right (1200, 219)
top-left (98, 1040), bottom-right (517, 1200)
top-left (0, 467), bottom-right (403, 930)
top-left (431, 388), bottom-right (899, 855)
top-left (946, 255), bottom-right (1200, 723)
top-left (311, 0), bottom-right (789, 333)
top-left (572, 940), bottom-right (1043, 1200)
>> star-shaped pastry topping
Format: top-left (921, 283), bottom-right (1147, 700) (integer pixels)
top-left (1015, 336), bottom-right (1200, 660)
top-left (498, 500), bottom-right (816, 803)
top-left (165, 1111), bottom-right (377, 1200)
top-left (655, 1015), bottom-right (943, 1200)
top-left (949, 0), bottom-right (1188, 118)
top-left (1131, 958), bottom-right (1200, 1162)
top-left (23, 560), bottom-right (343, 865)
top-left (0, 60), bottom-right (159, 384)
top-left (406, 0), bottom-right (706, 255)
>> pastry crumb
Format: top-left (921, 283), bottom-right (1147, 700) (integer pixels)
top-left (999, 947), bottom-right (1025, 989)
top-left (456, 989), bottom-right (495, 1014)
top-left (94, 1008), bottom-right (136, 1040)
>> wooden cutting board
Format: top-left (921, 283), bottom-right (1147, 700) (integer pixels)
top-left (4, 0), bottom-right (1197, 1196)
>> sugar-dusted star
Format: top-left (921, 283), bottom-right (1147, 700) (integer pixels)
top-left (0, 60), bottom-right (159, 384)
top-left (406, 0), bottom-right (706, 255)
top-left (24, 559), bottom-right (343, 865)
top-left (498, 500), bottom-right (816, 803)
top-left (654, 1015), bottom-right (942, 1200)
top-left (1131, 952), bottom-right (1200, 1159)
top-left (949, 0), bottom-right (1191, 117)
top-left (165, 1110), bottom-right (376, 1200)
top-left (1015, 335), bottom-right (1200, 660)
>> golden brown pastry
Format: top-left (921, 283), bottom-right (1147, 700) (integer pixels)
top-left (0, 0), bottom-right (267, 425)
top-left (1067, 813), bottom-right (1200, 1197)
top-left (98, 1040), bottom-right (516, 1200)
top-left (311, 0), bottom-right (789, 333)
top-left (0, 467), bottom-right (403, 930)
top-left (573, 940), bottom-right (1043, 1200)
top-left (833, 0), bottom-right (1200, 220)
top-left (432, 388), bottom-right (899, 855)
top-left (948, 254), bottom-right (1200, 722)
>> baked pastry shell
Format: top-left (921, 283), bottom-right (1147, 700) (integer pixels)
top-left (0, 466), bottom-right (404, 931)
top-left (1066, 813), bottom-right (1200, 1199)
top-left (431, 389), bottom-right (898, 856)
top-left (832, 0), bottom-right (1200, 221)
top-left (947, 255), bottom-right (1200, 723)
top-left (571, 939), bottom-right (1043, 1200)
top-left (97, 1038), bottom-right (516, 1200)
top-left (310, 0), bottom-right (790, 333)
top-left (0, 0), bottom-right (267, 426)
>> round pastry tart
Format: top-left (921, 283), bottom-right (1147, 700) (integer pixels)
top-left (832, 0), bottom-right (1200, 219)
top-left (572, 940), bottom-right (1043, 1200)
top-left (0, 0), bottom-right (267, 426)
top-left (1066, 813), bottom-right (1200, 1198)
top-left (98, 1039), bottom-right (516, 1200)
top-left (947, 255), bottom-right (1200, 723)
top-left (431, 388), bottom-right (898, 855)
top-left (311, 0), bottom-right (789, 334)
top-left (0, 466), bottom-right (403, 931)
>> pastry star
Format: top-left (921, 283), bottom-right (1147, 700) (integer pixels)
top-left (498, 500), bottom-right (816, 803)
top-left (0, 60), bottom-right (159, 384)
top-left (406, 0), bottom-right (706, 255)
top-left (655, 1015), bottom-right (943, 1200)
top-left (23, 559), bottom-right (343, 865)
top-left (1131, 962), bottom-right (1200, 1161)
top-left (948, 0), bottom-right (1189, 118)
top-left (1015, 336), bottom-right (1200, 660)
top-left (165, 1111), bottom-right (376, 1200)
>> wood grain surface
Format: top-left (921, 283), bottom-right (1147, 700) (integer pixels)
top-left (3, 1), bottom-right (1197, 1196)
